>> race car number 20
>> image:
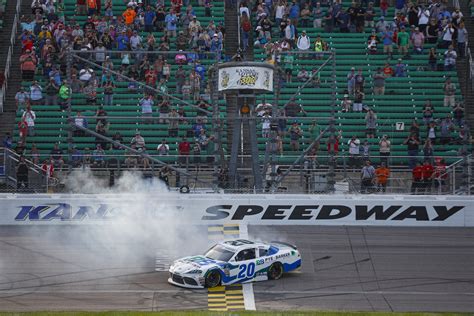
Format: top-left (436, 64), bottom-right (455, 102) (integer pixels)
top-left (238, 262), bottom-right (255, 279)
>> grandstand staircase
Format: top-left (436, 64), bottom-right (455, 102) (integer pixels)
top-left (0, 0), bottom-right (30, 141)
top-left (224, 0), bottom-right (260, 190)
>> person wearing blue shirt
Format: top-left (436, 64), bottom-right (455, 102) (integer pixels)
top-left (117, 31), bottom-right (129, 51)
top-left (380, 28), bottom-right (394, 58)
top-left (394, 59), bottom-right (407, 77)
top-left (144, 5), bottom-right (156, 33)
top-left (288, 1), bottom-right (300, 26)
top-left (165, 9), bottom-right (178, 37)
top-left (395, 0), bottom-right (405, 15)
top-left (195, 62), bottom-right (206, 90)
top-left (210, 35), bottom-right (222, 61)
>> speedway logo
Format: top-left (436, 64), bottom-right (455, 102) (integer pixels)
top-left (202, 204), bottom-right (465, 222)
top-left (11, 202), bottom-right (466, 224)
top-left (15, 204), bottom-right (114, 221)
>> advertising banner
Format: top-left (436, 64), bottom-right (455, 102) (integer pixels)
top-left (0, 194), bottom-right (472, 227)
top-left (218, 66), bottom-right (273, 92)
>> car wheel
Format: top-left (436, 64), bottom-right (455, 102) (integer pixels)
top-left (205, 270), bottom-right (221, 288)
top-left (268, 262), bottom-right (284, 280)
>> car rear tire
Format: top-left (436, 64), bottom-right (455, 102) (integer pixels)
top-left (267, 262), bottom-right (284, 280)
top-left (205, 270), bottom-right (221, 288)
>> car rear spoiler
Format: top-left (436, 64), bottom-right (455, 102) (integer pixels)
top-left (271, 241), bottom-right (298, 250)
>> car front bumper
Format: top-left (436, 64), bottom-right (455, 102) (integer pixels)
top-left (167, 272), bottom-right (205, 289)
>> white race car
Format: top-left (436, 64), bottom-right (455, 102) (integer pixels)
top-left (168, 239), bottom-right (301, 288)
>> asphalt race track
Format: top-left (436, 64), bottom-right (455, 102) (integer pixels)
top-left (0, 225), bottom-right (473, 312)
top-left (249, 226), bottom-right (474, 313)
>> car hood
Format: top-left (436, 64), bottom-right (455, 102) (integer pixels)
top-left (172, 255), bottom-right (225, 271)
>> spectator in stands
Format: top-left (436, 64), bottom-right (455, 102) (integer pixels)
top-left (365, 109), bottom-right (377, 139)
top-left (394, 59), bottom-right (407, 77)
top-left (158, 99), bottom-right (171, 123)
top-left (21, 105), bottom-right (36, 137)
top-left (29, 81), bottom-right (43, 106)
top-left (353, 88), bottom-right (364, 112)
top-left (409, 119), bottom-right (420, 138)
top-left (379, 135), bottom-right (391, 166)
top-left (168, 108), bottom-right (179, 137)
top-left (348, 135), bottom-right (361, 169)
top-left (297, 30), bottom-right (311, 56)
top-left (2, 133), bottom-right (13, 149)
top-left (42, 159), bottom-right (55, 179)
top-left (410, 161), bottom-right (423, 194)
top-left (425, 18), bottom-right (439, 44)
top-left (50, 143), bottom-right (64, 171)
top-left (372, 68), bottom-right (386, 95)
top-left (103, 79), bottom-right (115, 106)
top-left (178, 136), bottom-right (191, 165)
top-left (70, 74), bottom-right (83, 93)
top-left (380, 26), bottom-right (394, 59)
top-left (92, 144), bottom-right (106, 168)
top-left (426, 121), bottom-right (437, 145)
top-left (422, 102), bottom-right (434, 126)
top-left (323, 7), bottom-right (334, 33)
top-left (284, 98), bottom-right (304, 117)
top-left (367, 29), bottom-right (379, 54)
top-left (421, 159), bottom-right (434, 194)
top-left (111, 132), bottom-right (124, 150)
top-left (410, 27), bottom-right (424, 54)
top-left (58, 82), bottom-right (71, 111)
top-left (71, 146), bottom-right (83, 168)
top-left (18, 119), bottom-right (28, 146)
top-left (130, 132), bottom-right (146, 151)
top-left (428, 47), bottom-right (438, 71)
top-left (433, 158), bottom-right (448, 192)
top-left (360, 160), bottom-right (375, 194)
top-left (297, 69), bottom-right (310, 82)
top-left (404, 133), bottom-right (420, 169)
top-left (423, 138), bottom-right (434, 163)
top-left (140, 93), bottom-right (154, 123)
top-left (444, 45), bottom-right (457, 71)
top-left (44, 78), bottom-right (59, 106)
top-left (340, 94), bottom-right (352, 113)
top-left (361, 140), bottom-right (370, 162)
top-left (20, 49), bottom-right (37, 81)
top-left (375, 162), bottom-right (390, 193)
top-left (442, 22), bottom-right (455, 48)
top-left (354, 69), bottom-right (364, 92)
top-left (457, 22), bottom-right (467, 59)
top-left (289, 122), bottom-right (303, 151)
top-left (124, 144), bottom-right (138, 168)
top-left (157, 139), bottom-right (170, 155)
top-left (73, 111), bottom-right (88, 137)
top-left (382, 62), bottom-right (394, 77)
top-left (439, 115), bottom-right (454, 145)
top-left (30, 143), bottom-right (40, 164)
top-left (453, 103), bottom-right (465, 127)
top-left (15, 87), bottom-right (30, 113)
top-left (443, 77), bottom-right (456, 107)
top-left (165, 8), bottom-right (178, 38)
top-left (347, 67), bottom-right (356, 95)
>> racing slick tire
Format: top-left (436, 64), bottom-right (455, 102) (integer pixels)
top-left (267, 262), bottom-right (284, 280)
top-left (205, 270), bottom-right (221, 288)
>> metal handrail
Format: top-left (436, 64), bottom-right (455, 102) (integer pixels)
top-left (0, 0), bottom-right (21, 113)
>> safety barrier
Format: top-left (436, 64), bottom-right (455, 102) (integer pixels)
top-left (0, 193), bottom-right (473, 227)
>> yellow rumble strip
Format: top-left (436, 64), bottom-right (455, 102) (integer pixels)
top-left (207, 224), bottom-right (245, 311)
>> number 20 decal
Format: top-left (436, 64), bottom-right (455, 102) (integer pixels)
top-left (238, 262), bottom-right (256, 279)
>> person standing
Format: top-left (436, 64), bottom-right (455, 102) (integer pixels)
top-left (411, 161), bottom-right (423, 194)
top-left (21, 105), bottom-right (36, 136)
top-left (375, 162), bottom-right (390, 193)
top-left (360, 160), bottom-right (375, 194)
top-left (404, 134), bottom-right (420, 169)
top-left (16, 156), bottom-right (29, 191)
top-left (379, 135), bottom-right (391, 165)
top-left (443, 77), bottom-right (456, 107)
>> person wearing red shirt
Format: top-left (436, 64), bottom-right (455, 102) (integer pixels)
top-left (421, 160), bottom-right (434, 194)
top-left (433, 158), bottom-right (447, 193)
top-left (178, 137), bottom-right (191, 165)
top-left (383, 63), bottom-right (394, 77)
top-left (411, 161), bottom-right (423, 194)
top-left (41, 159), bottom-right (55, 178)
top-left (145, 67), bottom-right (158, 87)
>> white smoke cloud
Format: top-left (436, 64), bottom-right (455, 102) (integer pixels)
top-left (0, 169), bottom-right (210, 296)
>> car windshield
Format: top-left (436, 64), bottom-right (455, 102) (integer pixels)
top-left (204, 245), bottom-right (235, 262)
